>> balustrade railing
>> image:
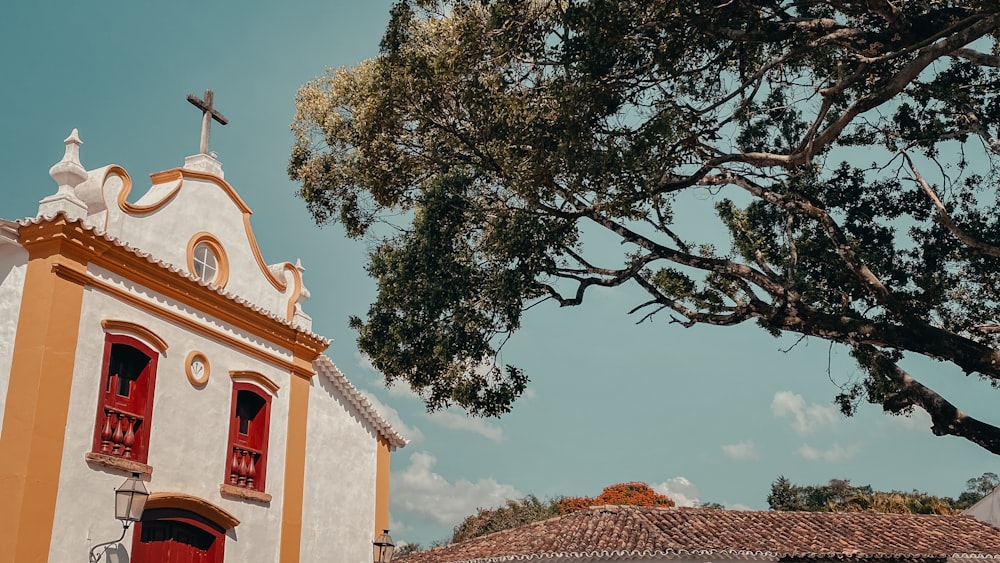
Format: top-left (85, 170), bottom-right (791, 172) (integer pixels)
top-left (229, 446), bottom-right (263, 491)
top-left (98, 408), bottom-right (142, 459)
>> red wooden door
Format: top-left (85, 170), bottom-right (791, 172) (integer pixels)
top-left (132, 510), bottom-right (224, 563)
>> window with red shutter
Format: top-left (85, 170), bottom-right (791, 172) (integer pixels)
top-left (225, 383), bottom-right (271, 493)
top-left (92, 334), bottom-right (159, 463)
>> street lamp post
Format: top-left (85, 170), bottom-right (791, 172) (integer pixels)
top-left (88, 472), bottom-right (149, 563)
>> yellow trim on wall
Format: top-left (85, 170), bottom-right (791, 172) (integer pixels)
top-left (54, 263), bottom-right (316, 375)
top-left (145, 492), bottom-right (240, 530)
top-left (150, 168), bottom-right (252, 214)
top-left (29, 213), bottom-right (328, 357)
top-left (374, 436), bottom-right (391, 537)
top-left (185, 350), bottom-right (211, 387)
top-left (100, 319), bottom-right (169, 354)
top-left (185, 232), bottom-right (230, 289)
top-left (229, 370), bottom-right (280, 396)
top-left (109, 165), bottom-right (183, 216)
top-left (279, 371), bottom-right (311, 563)
top-left (0, 218), bottom-right (88, 561)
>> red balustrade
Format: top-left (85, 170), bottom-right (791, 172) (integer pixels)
top-left (98, 408), bottom-right (142, 459)
top-left (229, 447), bottom-right (262, 491)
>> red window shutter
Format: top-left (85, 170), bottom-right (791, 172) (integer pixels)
top-left (226, 383), bottom-right (271, 492)
top-left (92, 334), bottom-right (159, 463)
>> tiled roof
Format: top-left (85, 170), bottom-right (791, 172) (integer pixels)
top-left (396, 505), bottom-right (1000, 562)
top-left (313, 355), bottom-right (407, 448)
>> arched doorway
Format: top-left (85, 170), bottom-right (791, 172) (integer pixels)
top-left (132, 508), bottom-right (225, 562)
top-left (130, 492), bottom-right (239, 563)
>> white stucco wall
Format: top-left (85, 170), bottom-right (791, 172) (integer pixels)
top-left (300, 370), bottom-right (380, 563)
top-left (48, 268), bottom-right (295, 562)
top-left (0, 241), bottom-right (27, 432)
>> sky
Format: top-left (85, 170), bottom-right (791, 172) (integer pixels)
top-left (3, 0), bottom-right (999, 549)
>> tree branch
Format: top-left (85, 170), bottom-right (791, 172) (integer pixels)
top-left (954, 47), bottom-right (1000, 68)
top-left (904, 151), bottom-right (1000, 258)
top-left (858, 345), bottom-right (1000, 455)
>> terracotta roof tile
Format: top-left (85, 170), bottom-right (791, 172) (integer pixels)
top-left (396, 506), bottom-right (1000, 562)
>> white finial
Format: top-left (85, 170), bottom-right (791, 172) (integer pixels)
top-left (292, 259), bottom-right (313, 330)
top-left (40, 128), bottom-right (88, 220)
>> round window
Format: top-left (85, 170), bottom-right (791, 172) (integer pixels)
top-left (192, 242), bottom-right (219, 282)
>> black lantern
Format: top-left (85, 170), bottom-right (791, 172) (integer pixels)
top-left (374, 529), bottom-right (395, 563)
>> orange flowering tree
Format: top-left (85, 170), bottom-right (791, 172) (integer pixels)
top-left (557, 482), bottom-right (675, 515)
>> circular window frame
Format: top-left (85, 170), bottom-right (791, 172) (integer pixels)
top-left (186, 233), bottom-right (229, 288)
top-left (185, 350), bottom-right (211, 387)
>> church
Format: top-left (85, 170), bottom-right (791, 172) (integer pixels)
top-left (0, 91), bottom-right (406, 562)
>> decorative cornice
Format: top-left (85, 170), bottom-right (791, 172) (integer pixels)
top-left (109, 165), bottom-right (183, 215)
top-left (100, 319), bottom-right (169, 355)
top-left (20, 213), bottom-right (328, 358)
top-left (145, 492), bottom-right (241, 530)
top-left (230, 370), bottom-right (280, 396)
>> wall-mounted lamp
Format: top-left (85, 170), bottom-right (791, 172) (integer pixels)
top-left (89, 472), bottom-right (149, 563)
top-left (374, 529), bottom-right (395, 563)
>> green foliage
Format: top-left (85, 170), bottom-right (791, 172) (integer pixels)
top-left (395, 543), bottom-right (423, 556)
top-left (451, 495), bottom-right (560, 544)
top-left (957, 472), bottom-right (1000, 508)
top-left (767, 473), bottom-right (1000, 514)
top-left (448, 483), bottom-right (675, 544)
top-left (290, 0), bottom-right (1000, 451)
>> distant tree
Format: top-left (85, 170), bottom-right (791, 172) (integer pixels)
top-left (557, 482), bottom-right (675, 514)
top-left (446, 483), bottom-right (675, 545)
top-left (698, 502), bottom-right (726, 510)
top-left (956, 471), bottom-right (1000, 508)
top-left (767, 476), bottom-right (803, 511)
top-left (289, 0), bottom-right (1000, 454)
top-left (395, 543), bottom-right (423, 556)
top-left (767, 476), bottom-right (971, 514)
top-left (451, 495), bottom-right (560, 544)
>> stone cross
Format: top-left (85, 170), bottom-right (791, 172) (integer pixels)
top-left (187, 89), bottom-right (229, 155)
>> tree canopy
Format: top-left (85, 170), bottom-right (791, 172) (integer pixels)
top-left (447, 483), bottom-right (673, 546)
top-left (450, 494), bottom-right (560, 544)
top-left (767, 473), bottom-right (999, 513)
top-left (289, 1), bottom-right (1000, 452)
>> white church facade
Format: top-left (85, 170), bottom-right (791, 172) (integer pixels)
top-left (0, 98), bottom-right (405, 562)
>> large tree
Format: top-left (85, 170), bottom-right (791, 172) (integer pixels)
top-left (289, 1), bottom-right (1000, 451)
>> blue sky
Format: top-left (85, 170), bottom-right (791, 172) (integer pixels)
top-left (3, 1), bottom-right (998, 548)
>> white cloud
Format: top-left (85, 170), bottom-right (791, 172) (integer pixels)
top-left (426, 410), bottom-right (505, 442)
top-left (357, 352), bottom-right (424, 400)
top-left (653, 476), bottom-right (699, 507)
top-left (772, 391), bottom-right (839, 435)
top-left (392, 451), bottom-right (522, 526)
top-left (797, 443), bottom-right (859, 463)
top-left (725, 503), bottom-right (751, 511)
top-left (357, 351), bottom-right (377, 372)
top-left (358, 390), bottom-right (424, 442)
top-left (721, 440), bottom-right (758, 460)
